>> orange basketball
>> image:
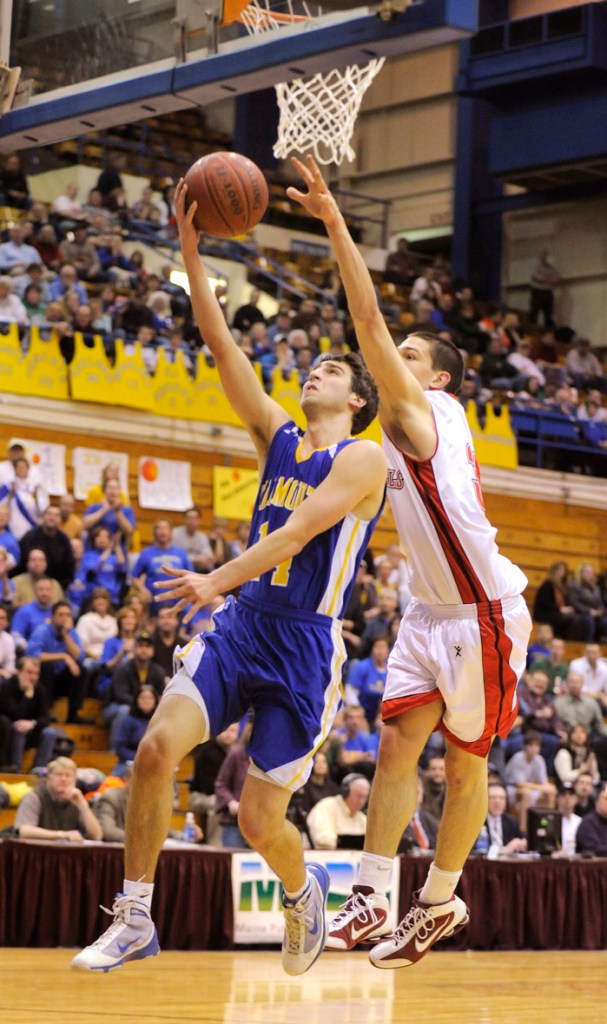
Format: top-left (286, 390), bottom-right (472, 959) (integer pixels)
top-left (184, 151), bottom-right (269, 239)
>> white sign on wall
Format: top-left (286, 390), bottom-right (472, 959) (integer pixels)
top-left (10, 437), bottom-right (66, 496)
top-left (137, 456), bottom-right (193, 512)
top-left (72, 448), bottom-right (130, 502)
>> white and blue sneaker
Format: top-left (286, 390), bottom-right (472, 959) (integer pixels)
top-left (71, 893), bottom-right (160, 972)
top-left (281, 862), bottom-right (330, 976)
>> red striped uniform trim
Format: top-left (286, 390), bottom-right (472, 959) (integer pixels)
top-left (382, 690), bottom-right (443, 722)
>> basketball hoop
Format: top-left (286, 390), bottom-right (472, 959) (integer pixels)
top-left (237, 0), bottom-right (385, 165)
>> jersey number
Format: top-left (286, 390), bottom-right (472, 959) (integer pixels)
top-left (257, 521), bottom-right (293, 587)
top-left (466, 444), bottom-right (485, 510)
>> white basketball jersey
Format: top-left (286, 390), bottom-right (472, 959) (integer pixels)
top-left (382, 390), bottom-right (527, 606)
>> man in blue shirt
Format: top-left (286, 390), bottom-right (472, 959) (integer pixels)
top-left (0, 223), bottom-right (41, 274)
top-left (48, 263), bottom-right (89, 304)
top-left (346, 635), bottom-right (389, 728)
top-left (131, 519), bottom-right (192, 617)
top-left (82, 479), bottom-right (136, 551)
top-left (26, 600), bottom-right (90, 723)
top-left (10, 577), bottom-right (55, 651)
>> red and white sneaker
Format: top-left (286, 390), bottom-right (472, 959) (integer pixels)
top-left (369, 890), bottom-right (469, 969)
top-left (325, 885), bottom-right (391, 951)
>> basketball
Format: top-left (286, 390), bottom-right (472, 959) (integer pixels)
top-left (184, 152), bottom-right (269, 238)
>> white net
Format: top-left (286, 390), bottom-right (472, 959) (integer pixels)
top-left (273, 58), bottom-right (385, 165)
top-left (237, 0), bottom-right (385, 165)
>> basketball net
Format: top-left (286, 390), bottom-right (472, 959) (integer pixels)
top-left (237, 0), bottom-right (385, 165)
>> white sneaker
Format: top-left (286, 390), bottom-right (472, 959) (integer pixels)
top-left (369, 890), bottom-right (469, 969)
top-left (325, 885), bottom-right (391, 950)
top-left (71, 893), bottom-right (160, 973)
top-left (281, 863), bottom-right (329, 976)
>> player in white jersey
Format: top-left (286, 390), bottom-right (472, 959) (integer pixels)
top-left (289, 157), bottom-right (532, 968)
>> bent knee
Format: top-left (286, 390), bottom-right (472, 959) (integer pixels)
top-left (135, 728), bottom-right (175, 774)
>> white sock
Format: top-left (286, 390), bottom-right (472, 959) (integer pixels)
top-left (357, 852), bottom-right (393, 894)
top-left (419, 863), bottom-right (462, 905)
top-left (123, 878), bottom-right (154, 910)
top-left (284, 878), bottom-right (311, 904)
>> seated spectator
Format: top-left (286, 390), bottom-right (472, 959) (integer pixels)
top-left (0, 223), bottom-right (40, 274)
top-left (290, 751), bottom-right (340, 830)
top-left (508, 337), bottom-right (546, 389)
top-left (131, 518), bottom-right (191, 617)
top-left (555, 781), bottom-right (582, 856)
top-left (0, 154), bottom-right (32, 210)
top-left (214, 719), bottom-right (253, 848)
top-left (576, 785), bottom-right (607, 856)
top-left (335, 705), bottom-right (376, 772)
top-left (76, 587), bottom-right (118, 664)
top-left (567, 563), bottom-right (607, 643)
top-left (151, 606), bottom-right (188, 683)
top-left (19, 505), bottom-right (75, 591)
top-left (421, 755), bottom-right (446, 822)
top-left (565, 337), bottom-right (605, 394)
top-left (533, 561), bottom-right (585, 641)
top-left (66, 537), bottom-right (87, 615)
top-left (229, 522), bottom-right (250, 560)
top-left (10, 576), bottom-right (55, 651)
top-left (507, 668), bottom-right (565, 774)
top-left (82, 479), bottom-right (136, 552)
top-left (573, 770), bottom-right (596, 818)
top-left (483, 781), bottom-right (527, 854)
top-left (48, 263), bottom-right (88, 305)
top-left (14, 755), bottom-right (102, 841)
top-left (554, 672), bottom-right (607, 778)
top-left (96, 605), bottom-right (139, 698)
top-left (112, 685), bottom-right (159, 776)
top-left (97, 236), bottom-right (134, 285)
top-left (13, 261), bottom-right (52, 303)
top-left (577, 389), bottom-right (607, 423)
top-left (400, 777), bottom-right (439, 852)
top-left (0, 606), bottom-right (16, 678)
top-left (529, 636), bottom-right (569, 695)
top-left (188, 722), bottom-right (239, 848)
top-left (306, 772), bottom-right (370, 850)
top-left (57, 493), bottom-right (83, 541)
top-left (22, 283), bottom-right (47, 325)
top-left (59, 221), bottom-right (103, 282)
top-left (26, 600), bottom-right (90, 725)
top-left (384, 237), bottom-right (418, 286)
top-left (33, 225), bottom-right (62, 271)
top-left (569, 643), bottom-right (607, 712)
top-left (103, 630), bottom-right (165, 744)
top-left (7, 456), bottom-right (48, 539)
top-left (479, 338), bottom-right (526, 392)
top-left (12, 548), bottom-right (63, 608)
top-left (553, 724), bottom-right (600, 788)
top-left (504, 730), bottom-right (557, 830)
top-left (0, 655), bottom-right (59, 771)
top-left (0, 276), bottom-right (28, 326)
top-left (357, 588), bottom-right (400, 659)
top-left (207, 517), bottom-right (233, 570)
top-left (345, 635), bottom-right (389, 728)
top-left (80, 525), bottom-right (127, 607)
top-left (232, 288), bottom-right (265, 332)
top-left (0, 502), bottom-right (20, 566)
top-left (526, 622), bottom-right (554, 669)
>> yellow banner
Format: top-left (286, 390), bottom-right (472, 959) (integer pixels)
top-left (466, 402), bottom-right (518, 470)
top-left (213, 466), bottom-right (259, 521)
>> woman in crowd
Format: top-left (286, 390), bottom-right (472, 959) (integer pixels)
top-left (554, 724), bottom-right (601, 787)
top-left (533, 561), bottom-right (585, 640)
top-left (112, 685), bottom-right (158, 776)
top-left (567, 562), bottom-right (607, 643)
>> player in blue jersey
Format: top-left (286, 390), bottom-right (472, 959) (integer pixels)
top-left (71, 179), bottom-right (386, 978)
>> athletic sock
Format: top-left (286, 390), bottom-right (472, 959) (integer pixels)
top-left (283, 879), bottom-right (311, 904)
top-left (419, 863), bottom-right (462, 905)
top-left (123, 878), bottom-right (154, 910)
top-left (357, 852), bottom-right (393, 894)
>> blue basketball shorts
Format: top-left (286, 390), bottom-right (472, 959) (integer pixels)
top-left (164, 594), bottom-right (346, 791)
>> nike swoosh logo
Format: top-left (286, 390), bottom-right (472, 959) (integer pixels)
top-left (351, 920), bottom-right (382, 942)
top-left (414, 915), bottom-right (455, 954)
top-left (309, 918), bottom-right (319, 936)
top-left (117, 941), bottom-right (135, 954)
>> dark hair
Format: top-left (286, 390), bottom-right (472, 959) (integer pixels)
top-left (317, 353), bottom-right (379, 435)
top-left (51, 600), bottom-right (72, 615)
top-left (130, 684), bottom-right (158, 717)
top-left (522, 729), bottom-right (541, 746)
top-left (406, 330), bottom-right (464, 395)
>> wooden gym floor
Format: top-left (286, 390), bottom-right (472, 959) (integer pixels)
top-left (1, 949), bottom-right (605, 1024)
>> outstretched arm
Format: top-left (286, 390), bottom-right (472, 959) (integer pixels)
top-left (156, 440), bottom-right (386, 621)
top-left (287, 156), bottom-right (436, 459)
top-left (176, 180), bottom-right (288, 458)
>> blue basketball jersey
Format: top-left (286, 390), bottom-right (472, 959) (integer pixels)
top-left (239, 421), bottom-right (383, 619)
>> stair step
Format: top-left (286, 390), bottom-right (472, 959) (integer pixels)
top-left (63, 723), bottom-right (109, 750)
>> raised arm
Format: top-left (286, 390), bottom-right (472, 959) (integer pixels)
top-left (176, 180), bottom-right (288, 459)
top-left (287, 156), bottom-right (437, 459)
top-left (156, 440), bottom-right (386, 620)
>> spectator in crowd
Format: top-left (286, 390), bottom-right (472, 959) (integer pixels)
top-left (0, 655), bottom-right (59, 772)
top-left (131, 518), bottom-right (191, 617)
top-left (421, 755), bottom-right (446, 822)
top-left (345, 635), bottom-right (389, 729)
top-left (533, 562), bottom-right (584, 641)
top-left (508, 337), bottom-right (546, 389)
top-left (76, 586), bottom-right (118, 664)
top-left (575, 785), bottom-right (607, 856)
top-left (479, 338), bottom-right (526, 392)
top-left (48, 263), bottom-right (88, 305)
top-left (291, 751), bottom-right (340, 825)
top-left (0, 547), bottom-right (14, 607)
top-left (569, 643), bottom-right (607, 712)
top-left (85, 461), bottom-right (127, 507)
top-left (188, 722), bottom-right (239, 847)
top-left (229, 522), bottom-right (250, 560)
top-left (57, 494), bottom-right (83, 541)
top-left (529, 248), bottom-right (560, 328)
top-left (529, 328), bottom-right (565, 387)
top-left (51, 182), bottom-right (83, 223)
top-left (80, 525), bottom-right (127, 608)
top-left (334, 705), bottom-right (376, 772)
top-left (400, 777), bottom-right (439, 853)
top-left (529, 636), bottom-right (569, 694)
top-left (96, 154), bottom-right (125, 201)
top-left (7, 457), bottom-right (48, 539)
top-left (556, 781), bottom-right (582, 856)
top-left (526, 622), bottom-right (554, 669)
top-left (306, 773), bottom-right (370, 850)
top-left (214, 719), bottom-right (254, 848)
top-left (12, 548), bottom-right (63, 608)
top-left (151, 606), bottom-right (188, 683)
top-left (171, 507), bottom-right (214, 574)
top-left (554, 671), bottom-right (607, 778)
top-left (0, 276), bottom-right (28, 325)
top-left (33, 225), bottom-right (62, 271)
top-left (565, 337), bottom-right (605, 394)
top-left (0, 606), bottom-right (16, 678)
top-left (573, 770), bottom-right (596, 818)
top-left (0, 223), bottom-right (41, 275)
top-left (21, 282), bottom-right (45, 325)
top-left (82, 478), bottom-right (136, 552)
top-left (14, 755), bottom-right (102, 841)
top-left (232, 288), bottom-right (265, 332)
top-left (507, 668), bottom-right (565, 774)
top-left (341, 562), bottom-right (377, 659)
top-left (577, 389), bottom-right (607, 424)
top-left (567, 563), bottom-right (607, 643)
top-left (207, 517), bottom-right (233, 569)
top-left (26, 600), bottom-right (90, 724)
top-left (504, 730), bottom-right (557, 830)
top-left (103, 630), bottom-right (165, 744)
top-left (0, 154), bottom-right (32, 210)
top-left (10, 576), bottom-right (55, 651)
top-left (384, 238), bottom-right (418, 286)
top-left (357, 587), bottom-right (400, 659)
top-left (553, 723), bottom-right (600, 788)
top-left (112, 685), bottom-right (159, 777)
top-left (483, 781), bottom-right (527, 854)
top-left (19, 505), bottom-right (75, 591)
top-left (59, 221), bottom-right (103, 282)
top-left (96, 605), bottom-right (139, 699)
top-left (0, 502), bottom-right (21, 566)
